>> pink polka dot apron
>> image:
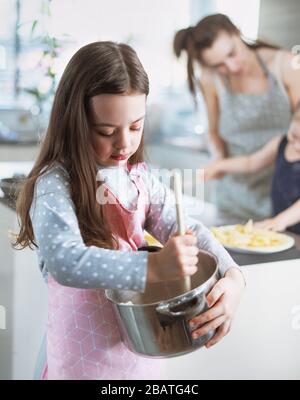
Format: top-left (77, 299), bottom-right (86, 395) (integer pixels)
top-left (45, 163), bottom-right (166, 379)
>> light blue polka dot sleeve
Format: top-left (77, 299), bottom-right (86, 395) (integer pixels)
top-left (29, 165), bottom-right (148, 292)
top-left (144, 170), bottom-right (240, 277)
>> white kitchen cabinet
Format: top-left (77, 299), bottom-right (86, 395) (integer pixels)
top-left (259, 0), bottom-right (300, 48)
top-left (0, 203), bottom-right (47, 379)
top-left (165, 259), bottom-right (300, 380)
top-left (0, 144), bottom-right (39, 162)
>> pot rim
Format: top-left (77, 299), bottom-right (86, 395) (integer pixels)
top-left (106, 250), bottom-right (219, 307)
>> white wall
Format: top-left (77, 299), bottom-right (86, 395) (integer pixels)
top-left (190, 0), bottom-right (260, 38)
top-left (258, 0), bottom-right (300, 49)
top-left (48, 0), bottom-right (192, 100)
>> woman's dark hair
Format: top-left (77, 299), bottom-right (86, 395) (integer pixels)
top-left (14, 41), bottom-right (149, 250)
top-left (174, 13), bottom-right (279, 98)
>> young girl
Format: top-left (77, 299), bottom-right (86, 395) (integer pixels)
top-left (204, 114), bottom-right (300, 233)
top-left (15, 41), bottom-right (245, 380)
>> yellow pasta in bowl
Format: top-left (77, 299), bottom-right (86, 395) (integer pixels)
top-left (211, 220), bottom-right (295, 254)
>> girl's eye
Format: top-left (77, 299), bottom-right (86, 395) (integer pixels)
top-left (95, 130), bottom-right (115, 137)
top-left (130, 126), bottom-right (141, 131)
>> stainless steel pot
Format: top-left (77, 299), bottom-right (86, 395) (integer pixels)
top-left (106, 248), bottom-right (219, 358)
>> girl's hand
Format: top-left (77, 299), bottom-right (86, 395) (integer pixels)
top-left (254, 217), bottom-right (288, 232)
top-left (147, 230), bottom-right (199, 283)
top-left (204, 160), bottom-right (225, 181)
top-left (188, 267), bottom-right (245, 348)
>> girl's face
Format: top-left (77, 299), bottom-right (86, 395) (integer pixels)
top-left (201, 31), bottom-right (248, 76)
top-left (90, 93), bottom-right (146, 167)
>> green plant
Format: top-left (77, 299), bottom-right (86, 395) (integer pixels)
top-left (24, 34), bottom-right (61, 113)
top-left (22, 0), bottom-right (63, 115)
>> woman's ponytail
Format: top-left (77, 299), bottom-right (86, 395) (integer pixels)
top-left (173, 27), bottom-right (193, 58)
top-left (173, 27), bottom-right (197, 97)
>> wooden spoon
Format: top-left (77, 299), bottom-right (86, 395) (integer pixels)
top-left (173, 171), bottom-right (191, 293)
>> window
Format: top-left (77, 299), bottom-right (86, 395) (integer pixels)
top-left (0, 0), bottom-right (16, 105)
top-left (0, 0), bottom-right (192, 107)
top-left (216, 0), bottom-right (260, 39)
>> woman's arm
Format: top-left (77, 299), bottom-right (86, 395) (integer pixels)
top-left (204, 135), bottom-right (282, 180)
top-left (255, 199), bottom-right (300, 232)
top-left (282, 52), bottom-right (300, 118)
top-left (200, 70), bottom-right (227, 159)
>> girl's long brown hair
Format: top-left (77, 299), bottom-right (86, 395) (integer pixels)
top-left (173, 13), bottom-right (279, 98)
top-left (14, 41), bottom-right (149, 250)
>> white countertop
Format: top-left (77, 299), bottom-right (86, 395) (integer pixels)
top-left (0, 161), bottom-right (33, 180)
top-left (165, 258), bottom-right (300, 380)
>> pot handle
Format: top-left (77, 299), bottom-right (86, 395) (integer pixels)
top-left (156, 292), bottom-right (207, 321)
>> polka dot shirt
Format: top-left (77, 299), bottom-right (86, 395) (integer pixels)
top-left (30, 163), bottom-right (239, 292)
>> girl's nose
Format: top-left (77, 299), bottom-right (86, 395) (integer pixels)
top-left (115, 129), bottom-right (131, 150)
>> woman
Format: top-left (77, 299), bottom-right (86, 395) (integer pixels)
top-left (174, 14), bottom-right (300, 220)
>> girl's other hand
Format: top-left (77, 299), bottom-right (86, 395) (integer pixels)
top-left (204, 160), bottom-right (225, 181)
top-left (254, 217), bottom-right (288, 232)
top-left (188, 267), bottom-right (245, 348)
top-left (147, 230), bottom-right (199, 283)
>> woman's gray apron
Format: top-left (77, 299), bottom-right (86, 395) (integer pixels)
top-left (214, 52), bottom-right (291, 220)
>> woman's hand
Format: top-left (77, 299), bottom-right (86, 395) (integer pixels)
top-left (147, 230), bottom-right (199, 283)
top-left (188, 267), bottom-right (245, 348)
top-left (204, 160), bottom-right (226, 181)
top-left (254, 216), bottom-right (288, 232)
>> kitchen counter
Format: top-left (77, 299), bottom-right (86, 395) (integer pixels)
top-left (0, 162), bottom-right (33, 211)
top-left (0, 139), bottom-right (39, 145)
top-left (0, 144), bottom-right (39, 163)
top-left (1, 161), bottom-right (300, 264)
top-left (165, 258), bottom-right (300, 380)
top-left (227, 235), bottom-right (300, 266)
top-left (187, 198), bottom-right (300, 265)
